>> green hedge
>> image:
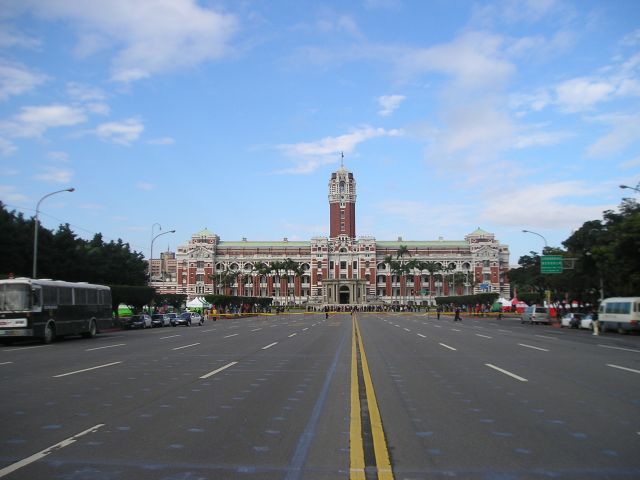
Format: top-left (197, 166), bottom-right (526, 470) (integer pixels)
top-left (435, 293), bottom-right (499, 307)
top-left (204, 295), bottom-right (273, 308)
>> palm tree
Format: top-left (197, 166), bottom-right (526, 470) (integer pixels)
top-left (383, 254), bottom-right (394, 304)
top-left (254, 262), bottom-right (272, 297)
top-left (453, 272), bottom-right (466, 296)
top-left (406, 259), bottom-right (420, 305)
top-left (424, 261), bottom-right (440, 301)
top-left (396, 245), bottom-right (411, 304)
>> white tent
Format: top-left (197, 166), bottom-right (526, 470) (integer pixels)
top-left (186, 296), bottom-right (210, 309)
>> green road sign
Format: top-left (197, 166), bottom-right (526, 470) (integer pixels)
top-left (541, 255), bottom-right (563, 274)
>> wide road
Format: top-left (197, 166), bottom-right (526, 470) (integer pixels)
top-left (0, 312), bottom-right (639, 479)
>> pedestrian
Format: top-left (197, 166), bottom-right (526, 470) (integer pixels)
top-left (592, 310), bottom-right (599, 336)
top-left (324, 305), bottom-right (329, 320)
top-left (437, 306), bottom-right (442, 320)
top-left (454, 307), bottom-right (461, 322)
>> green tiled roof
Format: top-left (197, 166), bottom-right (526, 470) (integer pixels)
top-left (468, 227), bottom-right (492, 236)
top-left (376, 240), bottom-right (468, 248)
top-left (218, 241), bottom-right (310, 248)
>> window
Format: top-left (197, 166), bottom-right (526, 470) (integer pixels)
top-left (197, 261), bottom-right (204, 268)
top-left (341, 261), bottom-right (347, 269)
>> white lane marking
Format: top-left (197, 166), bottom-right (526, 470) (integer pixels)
top-left (201, 328), bottom-right (217, 332)
top-left (518, 343), bottom-right (549, 352)
top-left (2, 345), bottom-right (52, 352)
top-left (0, 424), bottom-right (105, 478)
top-left (451, 328), bottom-right (461, 332)
top-left (159, 335), bottom-right (181, 339)
top-left (439, 343), bottom-right (457, 351)
top-left (599, 345), bottom-right (640, 354)
top-left (404, 328), bottom-right (411, 332)
top-left (85, 343), bottom-right (126, 352)
top-left (485, 364), bottom-right (528, 382)
top-left (288, 333), bottom-right (297, 338)
top-left (302, 328), bottom-right (309, 331)
top-left (251, 328), bottom-right (262, 332)
top-left (476, 334), bottom-right (492, 339)
top-left (53, 362), bottom-right (122, 378)
top-left (224, 334), bottom-right (239, 339)
top-left (498, 329), bottom-right (510, 333)
top-left (534, 335), bottom-right (558, 340)
top-left (200, 361), bottom-right (238, 379)
top-left (172, 343), bottom-right (200, 351)
top-left (262, 342), bottom-right (278, 350)
top-left (433, 325), bottom-right (442, 328)
top-left (607, 364), bottom-right (640, 374)
top-left (417, 333), bottom-right (427, 338)
top-left (0, 361), bottom-right (13, 366)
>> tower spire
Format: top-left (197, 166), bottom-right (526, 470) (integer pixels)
top-left (340, 151), bottom-right (344, 168)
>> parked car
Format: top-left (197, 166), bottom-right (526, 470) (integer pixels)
top-left (166, 312), bottom-right (177, 324)
top-left (151, 313), bottom-right (171, 327)
top-left (172, 312), bottom-right (203, 327)
top-left (123, 314), bottom-right (152, 329)
top-left (580, 314), bottom-right (594, 330)
top-left (560, 312), bottom-right (584, 329)
top-left (521, 306), bottom-right (553, 325)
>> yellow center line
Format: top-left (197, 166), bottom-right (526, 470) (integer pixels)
top-left (352, 314), bottom-right (395, 480)
top-left (350, 317), bottom-right (365, 480)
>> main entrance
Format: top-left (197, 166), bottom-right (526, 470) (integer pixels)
top-left (339, 286), bottom-right (350, 304)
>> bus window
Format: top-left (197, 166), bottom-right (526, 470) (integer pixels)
top-left (0, 284), bottom-right (30, 311)
top-left (31, 288), bottom-right (42, 309)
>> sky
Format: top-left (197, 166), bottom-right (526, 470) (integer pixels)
top-left (1, 0), bottom-right (639, 266)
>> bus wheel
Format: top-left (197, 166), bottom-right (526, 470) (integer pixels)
top-left (42, 322), bottom-right (55, 344)
top-left (82, 320), bottom-right (97, 339)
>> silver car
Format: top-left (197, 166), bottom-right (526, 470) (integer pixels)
top-left (521, 306), bottom-right (553, 325)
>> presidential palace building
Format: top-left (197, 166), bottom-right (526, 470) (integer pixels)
top-left (149, 165), bottom-right (510, 305)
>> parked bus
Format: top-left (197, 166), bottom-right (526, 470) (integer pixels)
top-left (0, 278), bottom-right (112, 344)
top-left (598, 297), bottom-right (640, 334)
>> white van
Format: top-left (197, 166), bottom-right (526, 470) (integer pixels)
top-left (520, 306), bottom-right (553, 325)
top-left (599, 297), bottom-right (640, 334)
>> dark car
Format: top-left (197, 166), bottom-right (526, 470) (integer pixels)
top-left (151, 313), bottom-right (170, 327)
top-left (123, 314), bottom-right (152, 329)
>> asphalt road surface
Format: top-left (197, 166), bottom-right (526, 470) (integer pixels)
top-left (1, 312), bottom-right (639, 479)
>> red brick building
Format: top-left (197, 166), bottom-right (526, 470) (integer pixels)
top-left (151, 165), bottom-right (510, 305)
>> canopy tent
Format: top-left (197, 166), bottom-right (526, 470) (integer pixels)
top-left (491, 297), bottom-right (513, 312)
top-left (186, 297), bottom-right (210, 309)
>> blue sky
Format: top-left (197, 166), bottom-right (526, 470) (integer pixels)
top-left (1, 0), bottom-right (639, 265)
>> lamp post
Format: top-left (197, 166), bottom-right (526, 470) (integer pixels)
top-left (149, 230), bottom-right (175, 283)
top-left (619, 184), bottom-right (640, 193)
top-left (32, 187), bottom-right (75, 278)
top-left (149, 223), bottom-right (162, 280)
top-left (522, 229), bottom-right (548, 253)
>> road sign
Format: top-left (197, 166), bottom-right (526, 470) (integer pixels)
top-left (541, 255), bottom-right (563, 274)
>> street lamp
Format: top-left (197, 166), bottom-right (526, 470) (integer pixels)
top-left (522, 229), bottom-right (548, 253)
top-left (149, 230), bottom-right (175, 283)
top-left (32, 187), bottom-right (75, 278)
top-left (619, 184), bottom-right (640, 193)
top-left (149, 223), bottom-right (162, 279)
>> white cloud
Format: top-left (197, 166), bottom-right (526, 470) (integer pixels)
top-left (378, 95), bottom-right (405, 116)
top-left (278, 126), bottom-right (403, 174)
top-left (34, 165), bottom-right (74, 183)
top-left (555, 77), bottom-right (616, 112)
top-left (0, 137), bottom-right (17, 156)
top-left (17, 0), bottom-right (238, 83)
top-left (0, 60), bottom-right (48, 101)
top-left (147, 137), bottom-right (175, 146)
top-left (47, 151), bottom-right (70, 162)
top-left (136, 182), bottom-right (154, 191)
top-left (586, 113), bottom-right (640, 158)
top-left (2, 104), bottom-right (87, 138)
top-left (0, 185), bottom-right (28, 203)
top-left (620, 156), bottom-right (640, 170)
top-left (395, 31), bottom-right (514, 90)
top-left (94, 117), bottom-right (144, 145)
top-left (481, 181), bottom-right (614, 229)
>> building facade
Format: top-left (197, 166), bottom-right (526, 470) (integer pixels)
top-left (150, 166), bottom-right (510, 304)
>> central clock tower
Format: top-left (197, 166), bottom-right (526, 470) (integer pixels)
top-left (328, 163), bottom-right (356, 239)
